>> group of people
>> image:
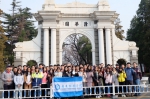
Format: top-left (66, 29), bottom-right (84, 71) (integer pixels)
top-left (1, 62), bottom-right (142, 98)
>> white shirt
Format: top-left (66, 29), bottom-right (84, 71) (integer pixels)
top-left (27, 75), bottom-right (31, 84)
top-left (54, 72), bottom-right (62, 77)
top-left (78, 72), bottom-right (87, 82)
top-left (14, 75), bottom-right (24, 85)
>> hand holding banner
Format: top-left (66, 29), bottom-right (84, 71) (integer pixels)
top-left (53, 77), bottom-right (83, 98)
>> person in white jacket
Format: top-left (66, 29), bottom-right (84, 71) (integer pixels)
top-left (14, 68), bottom-right (24, 99)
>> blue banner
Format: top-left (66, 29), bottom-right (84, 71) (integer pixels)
top-left (53, 77), bottom-right (83, 97)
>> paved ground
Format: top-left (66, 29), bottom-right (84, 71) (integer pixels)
top-left (85, 93), bottom-right (150, 99)
top-left (131, 93), bottom-right (150, 99)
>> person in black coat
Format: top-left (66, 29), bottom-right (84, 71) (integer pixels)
top-left (62, 66), bottom-right (69, 77)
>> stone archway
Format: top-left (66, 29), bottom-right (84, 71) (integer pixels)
top-left (59, 29), bottom-right (95, 65)
top-left (62, 33), bottom-right (92, 65)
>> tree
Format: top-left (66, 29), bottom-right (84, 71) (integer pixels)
top-left (27, 60), bottom-right (37, 67)
top-left (63, 34), bottom-right (92, 65)
top-left (0, 9), bottom-right (8, 72)
top-left (2, 0), bottom-right (37, 65)
top-left (3, 0), bottom-right (37, 42)
top-left (117, 58), bottom-right (127, 67)
top-left (127, 0), bottom-right (150, 66)
top-left (15, 7), bottom-right (37, 42)
top-left (115, 18), bottom-right (125, 40)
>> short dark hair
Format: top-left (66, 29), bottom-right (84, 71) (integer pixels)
top-left (18, 65), bottom-right (21, 67)
top-left (116, 64), bottom-right (119, 66)
top-left (133, 62), bottom-right (137, 64)
top-left (107, 64), bottom-right (110, 66)
top-left (39, 63), bottom-right (43, 66)
top-left (23, 65), bottom-right (27, 67)
top-left (127, 62), bottom-right (131, 65)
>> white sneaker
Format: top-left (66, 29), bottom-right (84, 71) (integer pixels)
top-left (99, 95), bottom-right (102, 98)
top-left (122, 94), bottom-right (126, 97)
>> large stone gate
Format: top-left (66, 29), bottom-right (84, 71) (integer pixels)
top-left (13, 0), bottom-right (139, 66)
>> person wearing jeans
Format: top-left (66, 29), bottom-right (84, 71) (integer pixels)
top-left (24, 67), bottom-right (32, 97)
top-left (93, 66), bottom-right (100, 98)
top-left (112, 68), bottom-right (119, 96)
top-left (2, 66), bottom-right (14, 98)
top-left (118, 68), bottom-right (126, 97)
top-left (125, 62), bottom-right (135, 96)
top-left (14, 68), bottom-right (24, 99)
top-left (104, 68), bottom-right (112, 98)
top-left (132, 62), bottom-right (142, 96)
top-left (32, 67), bottom-right (43, 98)
top-left (41, 67), bottom-right (48, 98)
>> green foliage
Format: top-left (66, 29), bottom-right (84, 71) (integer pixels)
top-left (117, 58), bottom-right (127, 67)
top-left (27, 60), bottom-right (37, 67)
top-left (78, 36), bottom-right (92, 64)
top-left (16, 7), bottom-right (37, 41)
top-left (2, 0), bottom-right (37, 65)
top-left (3, 6), bottom-right (37, 42)
top-left (127, 0), bottom-right (150, 66)
top-left (0, 9), bottom-right (8, 72)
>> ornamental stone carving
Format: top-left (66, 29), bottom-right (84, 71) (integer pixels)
top-left (129, 42), bottom-right (136, 47)
top-left (98, 0), bottom-right (109, 6)
top-left (65, 2), bottom-right (93, 7)
top-left (98, 0), bottom-right (110, 11)
top-left (45, 0), bottom-right (54, 4)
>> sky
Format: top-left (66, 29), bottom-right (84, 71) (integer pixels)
top-left (0, 0), bottom-right (141, 37)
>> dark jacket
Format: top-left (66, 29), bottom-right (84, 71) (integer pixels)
top-left (132, 67), bottom-right (142, 80)
top-left (32, 78), bottom-right (42, 87)
top-left (72, 71), bottom-right (79, 77)
top-left (93, 71), bottom-right (99, 86)
top-left (31, 73), bottom-right (42, 87)
top-left (62, 71), bottom-right (69, 77)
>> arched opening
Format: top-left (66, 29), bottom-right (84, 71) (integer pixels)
top-left (62, 33), bottom-right (92, 65)
top-left (27, 60), bottom-right (37, 67)
top-left (117, 58), bottom-right (127, 67)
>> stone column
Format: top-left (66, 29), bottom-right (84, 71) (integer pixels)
top-left (51, 29), bottom-right (56, 65)
top-left (111, 28), bottom-right (115, 65)
top-left (43, 28), bottom-right (49, 66)
top-left (105, 28), bottom-right (112, 65)
top-left (98, 29), bottom-right (105, 64)
top-left (92, 49), bottom-right (96, 65)
top-left (59, 49), bottom-right (63, 65)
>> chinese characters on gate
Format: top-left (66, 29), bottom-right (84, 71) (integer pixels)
top-left (65, 22), bottom-right (88, 27)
